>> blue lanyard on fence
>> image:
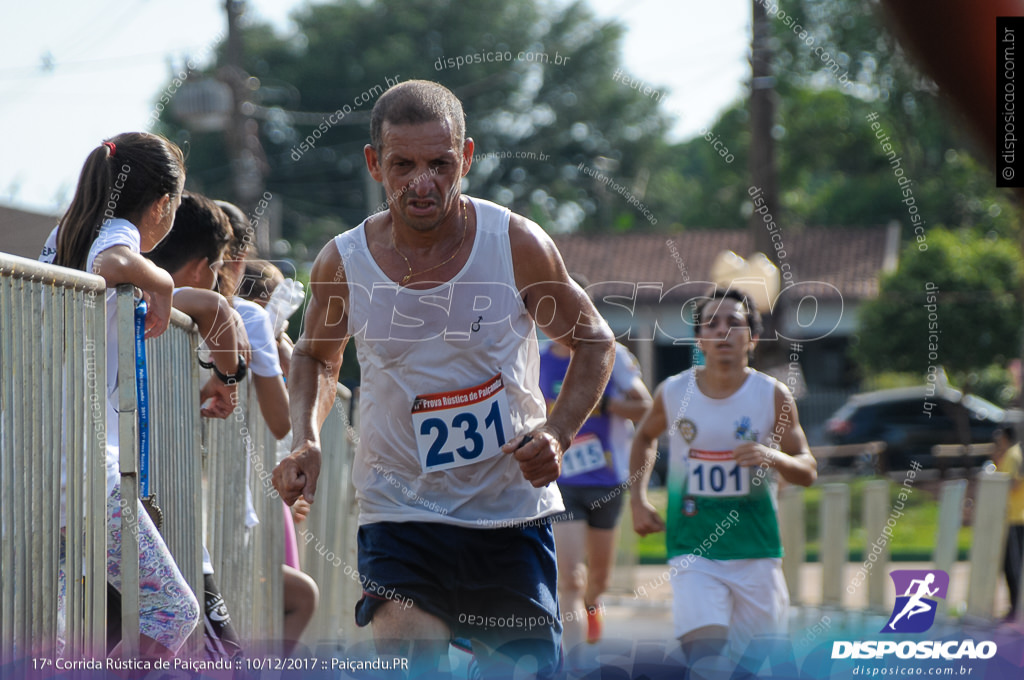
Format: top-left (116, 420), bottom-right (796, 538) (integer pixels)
top-left (134, 300), bottom-right (150, 498)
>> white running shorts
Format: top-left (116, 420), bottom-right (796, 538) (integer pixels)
top-left (669, 554), bottom-right (789, 647)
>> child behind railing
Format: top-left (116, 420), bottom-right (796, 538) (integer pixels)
top-left (217, 201), bottom-right (319, 656)
top-left (145, 192), bottom-right (252, 660)
top-left (47, 132), bottom-right (200, 659)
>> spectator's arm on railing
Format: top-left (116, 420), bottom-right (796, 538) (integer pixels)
top-left (92, 245), bottom-right (174, 338)
top-left (171, 288), bottom-right (251, 418)
top-left (277, 332), bottom-right (294, 380)
top-left (253, 374), bottom-right (290, 440)
top-left (248, 330), bottom-right (295, 438)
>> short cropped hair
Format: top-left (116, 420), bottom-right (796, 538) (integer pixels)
top-left (146, 192), bottom-right (231, 274)
top-left (696, 288), bottom-right (763, 337)
top-left (370, 80), bottom-right (466, 152)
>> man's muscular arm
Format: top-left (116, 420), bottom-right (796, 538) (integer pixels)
top-left (272, 242), bottom-right (350, 504)
top-left (499, 215), bottom-right (615, 487)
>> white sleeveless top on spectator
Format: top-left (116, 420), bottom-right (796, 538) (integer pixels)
top-left (231, 297), bottom-right (282, 529)
top-left (168, 289), bottom-right (281, 529)
top-left (335, 196), bottom-right (563, 527)
top-left (37, 218), bottom-right (145, 519)
top-left (39, 225), bottom-right (58, 264)
top-left (88, 219), bottom-right (142, 499)
top-left (232, 297), bottom-right (282, 377)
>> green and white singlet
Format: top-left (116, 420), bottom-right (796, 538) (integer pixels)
top-left (662, 368), bottom-right (785, 560)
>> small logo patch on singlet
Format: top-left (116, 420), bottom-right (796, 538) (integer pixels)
top-left (734, 416), bottom-right (760, 442)
top-left (676, 418), bottom-right (697, 443)
top-left (683, 496), bottom-right (698, 516)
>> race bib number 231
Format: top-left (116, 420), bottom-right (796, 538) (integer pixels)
top-left (412, 373), bottom-right (514, 473)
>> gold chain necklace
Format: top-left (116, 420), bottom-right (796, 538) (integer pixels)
top-left (392, 199), bottom-right (468, 285)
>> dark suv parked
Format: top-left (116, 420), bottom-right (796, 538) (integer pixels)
top-left (824, 386), bottom-right (1005, 470)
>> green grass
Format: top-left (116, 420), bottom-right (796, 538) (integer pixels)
top-left (633, 479), bottom-right (973, 564)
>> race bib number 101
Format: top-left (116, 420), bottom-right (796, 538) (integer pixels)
top-left (412, 374), bottom-right (514, 473)
top-left (687, 449), bottom-right (749, 497)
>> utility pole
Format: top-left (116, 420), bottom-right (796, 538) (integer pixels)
top-left (222, 0), bottom-right (270, 252)
top-left (749, 0), bottom-right (778, 263)
top-left (748, 1), bottom-right (786, 367)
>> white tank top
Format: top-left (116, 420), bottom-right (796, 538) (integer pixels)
top-left (335, 197), bottom-right (564, 527)
top-left (662, 368), bottom-right (784, 559)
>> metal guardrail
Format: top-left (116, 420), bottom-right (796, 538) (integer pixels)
top-left (143, 303), bottom-right (205, 652)
top-left (1, 249), bottom-right (324, 663)
top-left (204, 382), bottom-right (284, 648)
top-left (114, 287), bottom-right (141, 656)
top-left (114, 287), bottom-right (207, 655)
top-left (118, 284), bottom-right (290, 654)
top-left (117, 284), bottom-right (295, 654)
top-left (0, 253), bottom-right (108, 661)
top-left (296, 384), bottom-right (361, 652)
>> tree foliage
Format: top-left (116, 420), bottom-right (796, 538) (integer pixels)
top-left (853, 229), bottom-right (1024, 377)
top-left (647, 0), bottom-right (1019, 239)
top-left (158, 0), bottom-right (673, 247)
top-left (156, 0), bottom-right (1021, 252)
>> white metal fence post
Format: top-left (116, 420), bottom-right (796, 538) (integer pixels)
top-left (0, 253), bottom-right (107, 661)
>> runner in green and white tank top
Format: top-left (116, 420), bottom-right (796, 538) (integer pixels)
top-left (628, 289), bottom-right (817, 663)
top-left (662, 367), bottom-right (783, 561)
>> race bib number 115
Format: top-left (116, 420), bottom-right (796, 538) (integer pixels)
top-left (412, 374), bottom-right (514, 473)
top-left (561, 433), bottom-right (608, 478)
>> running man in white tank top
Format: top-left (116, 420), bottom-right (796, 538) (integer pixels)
top-left (629, 289), bottom-right (817, 666)
top-left (272, 80), bottom-right (615, 678)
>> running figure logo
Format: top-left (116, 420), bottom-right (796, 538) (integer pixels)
top-left (882, 569), bottom-right (949, 633)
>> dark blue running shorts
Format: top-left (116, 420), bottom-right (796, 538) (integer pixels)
top-left (355, 520), bottom-right (562, 676)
